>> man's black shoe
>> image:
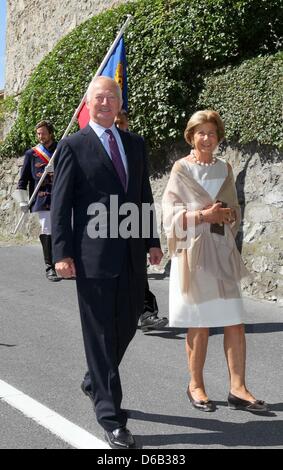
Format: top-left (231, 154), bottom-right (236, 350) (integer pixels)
top-left (104, 426), bottom-right (136, 449)
top-left (140, 314), bottom-right (168, 332)
top-left (81, 381), bottom-right (95, 409)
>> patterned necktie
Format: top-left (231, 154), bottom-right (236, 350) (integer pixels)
top-left (105, 129), bottom-right (127, 191)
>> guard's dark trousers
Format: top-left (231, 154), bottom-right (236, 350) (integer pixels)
top-left (39, 234), bottom-right (60, 282)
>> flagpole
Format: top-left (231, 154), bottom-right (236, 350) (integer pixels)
top-left (13, 14), bottom-right (134, 234)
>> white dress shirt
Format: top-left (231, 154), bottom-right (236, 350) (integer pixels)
top-left (88, 120), bottom-right (128, 177)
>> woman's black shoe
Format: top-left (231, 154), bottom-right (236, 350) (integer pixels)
top-left (228, 392), bottom-right (268, 411)
top-left (187, 389), bottom-right (216, 412)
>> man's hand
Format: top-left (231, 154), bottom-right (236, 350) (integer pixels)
top-left (148, 248), bottom-right (163, 265)
top-left (55, 257), bottom-right (76, 279)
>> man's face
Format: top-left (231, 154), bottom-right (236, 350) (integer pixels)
top-left (87, 78), bottom-right (122, 128)
top-left (36, 126), bottom-right (53, 147)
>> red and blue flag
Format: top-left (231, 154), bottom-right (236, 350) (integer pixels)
top-left (78, 36), bottom-right (128, 128)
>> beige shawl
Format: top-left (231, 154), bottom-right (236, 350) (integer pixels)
top-left (162, 158), bottom-right (249, 298)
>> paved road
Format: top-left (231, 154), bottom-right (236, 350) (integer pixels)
top-left (0, 245), bottom-right (282, 449)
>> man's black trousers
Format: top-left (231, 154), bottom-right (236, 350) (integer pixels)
top-left (76, 253), bottom-right (145, 432)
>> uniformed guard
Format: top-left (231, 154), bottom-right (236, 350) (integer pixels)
top-left (15, 120), bottom-right (60, 282)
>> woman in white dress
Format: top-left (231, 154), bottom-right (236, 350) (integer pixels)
top-left (162, 110), bottom-right (267, 412)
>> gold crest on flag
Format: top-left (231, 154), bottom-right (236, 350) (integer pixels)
top-left (115, 63), bottom-right (123, 89)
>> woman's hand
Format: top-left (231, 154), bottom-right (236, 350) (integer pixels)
top-left (203, 202), bottom-right (234, 225)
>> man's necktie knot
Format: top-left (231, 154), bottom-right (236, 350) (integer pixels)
top-left (105, 129), bottom-right (127, 191)
top-left (105, 129), bottom-right (114, 137)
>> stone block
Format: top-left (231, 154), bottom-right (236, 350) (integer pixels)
top-left (264, 191), bottom-right (283, 207)
top-left (243, 223), bottom-right (265, 243)
top-left (245, 203), bottom-right (273, 223)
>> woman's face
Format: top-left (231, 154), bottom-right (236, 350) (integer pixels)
top-left (192, 122), bottom-right (219, 156)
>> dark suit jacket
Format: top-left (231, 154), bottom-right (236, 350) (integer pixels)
top-left (51, 125), bottom-right (160, 278)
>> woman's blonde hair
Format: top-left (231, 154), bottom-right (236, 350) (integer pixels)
top-left (184, 109), bottom-right (225, 145)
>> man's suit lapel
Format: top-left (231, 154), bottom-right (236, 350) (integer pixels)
top-left (118, 129), bottom-right (134, 195)
top-left (81, 125), bottom-right (125, 189)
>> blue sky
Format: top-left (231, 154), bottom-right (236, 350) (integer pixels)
top-left (0, 0), bottom-right (6, 89)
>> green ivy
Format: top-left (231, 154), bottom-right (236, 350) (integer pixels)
top-left (0, 0), bottom-right (282, 159)
top-left (198, 52), bottom-right (283, 148)
top-left (0, 95), bottom-right (17, 126)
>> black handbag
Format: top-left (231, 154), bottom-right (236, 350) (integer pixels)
top-left (210, 200), bottom-right (227, 236)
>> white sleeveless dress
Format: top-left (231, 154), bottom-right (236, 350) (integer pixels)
top-left (169, 159), bottom-right (245, 328)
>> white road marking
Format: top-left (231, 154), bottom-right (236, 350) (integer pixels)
top-left (0, 379), bottom-right (109, 449)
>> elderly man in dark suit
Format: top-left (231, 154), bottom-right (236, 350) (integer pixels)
top-left (51, 76), bottom-right (162, 449)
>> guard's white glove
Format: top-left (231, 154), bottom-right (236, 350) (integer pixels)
top-left (12, 189), bottom-right (28, 204)
top-left (19, 202), bottom-right (29, 213)
top-left (12, 189), bottom-right (29, 213)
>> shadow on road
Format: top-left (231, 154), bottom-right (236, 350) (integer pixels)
top-left (143, 323), bottom-right (283, 339)
top-left (210, 323), bottom-right (283, 335)
top-left (138, 327), bottom-right (187, 339)
top-left (128, 408), bottom-right (283, 448)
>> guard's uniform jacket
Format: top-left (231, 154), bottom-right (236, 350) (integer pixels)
top-left (17, 142), bottom-right (57, 212)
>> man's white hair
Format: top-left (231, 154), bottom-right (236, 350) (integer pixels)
top-left (86, 76), bottom-right (122, 105)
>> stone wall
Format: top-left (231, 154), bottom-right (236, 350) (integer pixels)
top-left (5, 0), bottom-right (132, 96)
top-left (231, 146), bottom-right (283, 304)
top-left (1, 144), bottom-right (282, 304)
top-left (0, 90), bottom-right (4, 140)
top-left (0, 156), bottom-right (40, 243)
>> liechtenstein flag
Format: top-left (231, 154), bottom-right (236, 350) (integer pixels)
top-left (78, 36), bottom-right (128, 129)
